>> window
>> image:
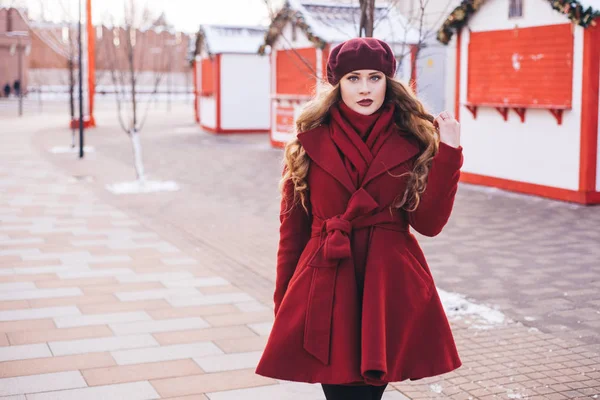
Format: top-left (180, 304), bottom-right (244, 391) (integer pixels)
top-left (62, 27), bottom-right (69, 43)
top-left (96, 26), bottom-right (103, 40)
top-left (113, 29), bottom-right (120, 47)
top-left (130, 29), bottom-right (136, 47)
top-left (509, 0), bottom-right (523, 18)
top-left (201, 58), bottom-right (216, 95)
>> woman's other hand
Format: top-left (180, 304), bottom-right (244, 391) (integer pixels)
top-left (434, 111), bottom-right (461, 148)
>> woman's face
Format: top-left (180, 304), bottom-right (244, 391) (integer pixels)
top-left (339, 69), bottom-right (386, 115)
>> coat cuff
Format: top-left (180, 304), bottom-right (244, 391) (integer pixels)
top-left (435, 141), bottom-right (464, 168)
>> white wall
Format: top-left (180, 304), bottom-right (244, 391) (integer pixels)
top-left (444, 34), bottom-right (458, 118)
top-left (458, 0), bottom-right (584, 190)
top-left (416, 39), bottom-right (447, 114)
top-left (220, 53), bottom-right (270, 130)
top-left (200, 96), bottom-right (216, 129)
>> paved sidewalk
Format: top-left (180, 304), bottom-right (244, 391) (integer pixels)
top-left (0, 114), bottom-right (405, 399)
top-left (1, 108), bottom-right (599, 399)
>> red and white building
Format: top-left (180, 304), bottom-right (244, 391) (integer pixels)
top-left (192, 25), bottom-right (270, 134)
top-left (260, 0), bottom-right (420, 148)
top-left (440, 0), bottom-right (600, 204)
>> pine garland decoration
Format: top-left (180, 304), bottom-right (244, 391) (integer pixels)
top-left (436, 0), bottom-right (599, 44)
top-left (259, 1), bottom-right (327, 55)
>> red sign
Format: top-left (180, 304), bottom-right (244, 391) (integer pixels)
top-left (467, 24), bottom-right (574, 107)
top-left (276, 106), bottom-right (295, 134)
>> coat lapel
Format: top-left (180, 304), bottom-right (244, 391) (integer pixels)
top-left (297, 126), bottom-right (356, 194)
top-left (297, 125), bottom-right (422, 193)
top-left (361, 127), bottom-right (421, 187)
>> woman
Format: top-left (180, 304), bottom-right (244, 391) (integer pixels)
top-left (255, 38), bottom-right (463, 400)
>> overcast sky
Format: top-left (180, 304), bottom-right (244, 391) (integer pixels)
top-left (6, 0), bottom-right (286, 33)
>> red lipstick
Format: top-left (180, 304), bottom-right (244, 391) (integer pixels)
top-left (357, 99), bottom-right (373, 107)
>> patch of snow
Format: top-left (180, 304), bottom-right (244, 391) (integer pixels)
top-left (507, 390), bottom-right (525, 399)
top-left (202, 24), bottom-right (267, 54)
top-left (49, 146), bottom-right (95, 154)
top-left (524, 316), bottom-right (536, 321)
top-left (288, 0), bottom-right (420, 44)
top-left (512, 53), bottom-right (522, 71)
top-left (438, 289), bottom-right (506, 327)
top-left (105, 180), bottom-right (180, 194)
top-left (429, 384), bottom-right (443, 394)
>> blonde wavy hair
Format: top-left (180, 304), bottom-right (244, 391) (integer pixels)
top-left (281, 77), bottom-right (440, 214)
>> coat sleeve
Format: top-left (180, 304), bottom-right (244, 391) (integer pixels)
top-left (408, 141), bottom-right (463, 237)
top-left (274, 175), bottom-right (312, 316)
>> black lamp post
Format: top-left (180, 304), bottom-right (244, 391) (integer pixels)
top-left (78, 0), bottom-right (85, 158)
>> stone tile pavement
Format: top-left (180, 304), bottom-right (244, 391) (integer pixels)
top-left (0, 106), bottom-right (598, 399)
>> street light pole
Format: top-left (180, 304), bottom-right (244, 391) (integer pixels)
top-left (78, 0), bottom-right (84, 158)
top-left (7, 32), bottom-right (27, 117)
top-left (17, 35), bottom-right (23, 117)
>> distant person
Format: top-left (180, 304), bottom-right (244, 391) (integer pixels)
top-left (255, 38), bottom-right (463, 400)
top-left (13, 80), bottom-right (21, 97)
top-left (3, 83), bottom-right (10, 98)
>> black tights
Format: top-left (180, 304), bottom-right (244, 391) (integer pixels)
top-left (321, 384), bottom-right (388, 400)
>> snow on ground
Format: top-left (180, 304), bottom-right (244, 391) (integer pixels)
top-left (438, 288), bottom-right (508, 329)
top-left (105, 179), bottom-right (180, 194)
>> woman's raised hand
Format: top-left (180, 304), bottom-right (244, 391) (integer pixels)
top-left (434, 111), bottom-right (461, 149)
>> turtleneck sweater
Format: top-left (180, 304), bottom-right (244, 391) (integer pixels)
top-left (337, 100), bottom-right (382, 142)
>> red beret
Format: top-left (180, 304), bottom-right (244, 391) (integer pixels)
top-left (326, 38), bottom-right (396, 86)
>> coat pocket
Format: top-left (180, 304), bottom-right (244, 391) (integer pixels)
top-left (287, 238), bottom-right (319, 289)
top-left (404, 246), bottom-right (433, 293)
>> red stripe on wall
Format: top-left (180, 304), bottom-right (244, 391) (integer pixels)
top-left (461, 172), bottom-right (600, 205)
top-left (410, 44), bottom-right (418, 93)
top-left (455, 30), bottom-right (462, 121)
top-left (579, 20), bottom-right (600, 192)
top-left (215, 54), bottom-right (222, 132)
top-left (322, 44), bottom-right (330, 81)
top-left (86, 0), bottom-right (96, 127)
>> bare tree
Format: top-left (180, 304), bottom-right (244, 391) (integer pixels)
top-left (395, 0), bottom-right (456, 93)
top-left (263, 0), bottom-right (276, 19)
top-left (55, 0), bottom-right (79, 147)
top-left (104, 0), bottom-right (167, 183)
top-left (359, 0), bottom-right (375, 37)
top-left (23, 0), bottom-right (79, 141)
top-left (260, 0), bottom-right (445, 93)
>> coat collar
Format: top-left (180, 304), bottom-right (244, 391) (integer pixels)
top-left (297, 124), bottom-right (421, 194)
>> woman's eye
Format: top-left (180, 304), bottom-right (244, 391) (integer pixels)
top-left (371, 76), bottom-right (381, 81)
top-left (348, 76), bottom-right (358, 82)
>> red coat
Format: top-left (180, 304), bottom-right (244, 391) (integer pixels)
top-left (255, 123), bottom-right (463, 385)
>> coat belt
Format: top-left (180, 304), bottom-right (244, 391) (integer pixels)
top-left (303, 188), bottom-right (408, 365)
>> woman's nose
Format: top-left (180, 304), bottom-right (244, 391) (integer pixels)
top-left (359, 79), bottom-right (370, 94)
